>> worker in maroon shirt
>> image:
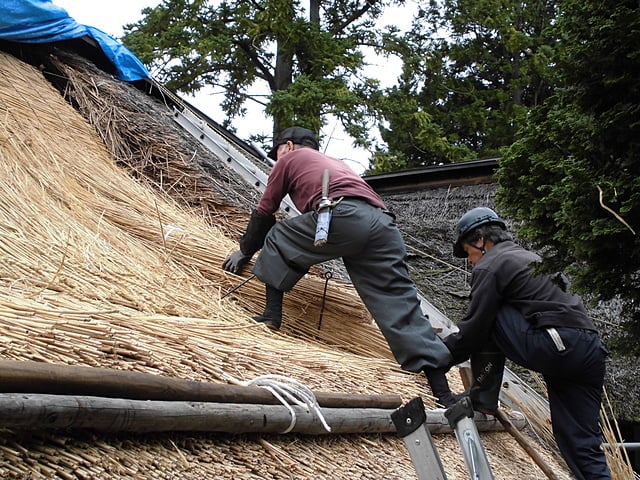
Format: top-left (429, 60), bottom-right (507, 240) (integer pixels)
top-left (223, 126), bottom-right (459, 407)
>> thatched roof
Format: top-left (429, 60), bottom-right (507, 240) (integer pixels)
top-left (0, 43), bottom-right (612, 479)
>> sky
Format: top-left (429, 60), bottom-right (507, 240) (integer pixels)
top-left (53, 0), bottom-right (412, 174)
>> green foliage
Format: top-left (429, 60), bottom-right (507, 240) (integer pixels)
top-left (379, 0), bottom-right (556, 166)
top-left (497, 0), bottom-right (640, 353)
top-left (122, 0), bottom-right (399, 152)
top-left (375, 87), bottom-right (475, 168)
top-left (368, 152), bottom-right (411, 174)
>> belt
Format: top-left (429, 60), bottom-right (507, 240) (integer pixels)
top-left (546, 327), bottom-right (566, 352)
top-left (337, 198), bottom-right (395, 218)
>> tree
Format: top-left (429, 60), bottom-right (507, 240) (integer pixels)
top-left (371, 0), bottom-right (557, 170)
top-left (122, 0), bottom-right (402, 150)
top-left (496, 0), bottom-right (640, 353)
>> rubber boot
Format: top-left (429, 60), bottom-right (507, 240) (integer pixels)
top-left (252, 284), bottom-right (283, 330)
top-left (468, 350), bottom-right (505, 415)
top-left (424, 368), bottom-right (463, 408)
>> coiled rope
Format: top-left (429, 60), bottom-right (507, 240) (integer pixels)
top-left (242, 374), bottom-right (332, 434)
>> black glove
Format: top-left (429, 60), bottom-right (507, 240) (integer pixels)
top-left (239, 210), bottom-right (276, 256)
top-left (222, 250), bottom-right (252, 273)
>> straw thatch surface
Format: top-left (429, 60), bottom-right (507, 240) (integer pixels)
top-left (0, 48), bottom-right (577, 479)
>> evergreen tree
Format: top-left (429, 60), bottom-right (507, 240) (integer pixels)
top-left (497, 0), bottom-right (640, 353)
top-left (122, 0), bottom-right (402, 150)
top-left (372, 0), bottom-right (556, 170)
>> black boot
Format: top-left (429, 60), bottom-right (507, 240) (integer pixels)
top-left (252, 284), bottom-right (283, 330)
top-left (424, 368), bottom-right (463, 408)
top-left (468, 350), bottom-right (505, 415)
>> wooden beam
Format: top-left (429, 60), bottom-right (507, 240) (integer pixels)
top-left (0, 359), bottom-right (401, 409)
top-left (0, 393), bottom-right (526, 435)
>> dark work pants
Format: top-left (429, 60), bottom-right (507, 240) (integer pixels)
top-left (252, 198), bottom-right (452, 372)
top-left (492, 304), bottom-right (610, 480)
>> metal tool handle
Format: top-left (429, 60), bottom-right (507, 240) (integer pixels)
top-left (314, 169), bottom-right (331, 247)
top-left (321, 168), bottom-right (330, 199)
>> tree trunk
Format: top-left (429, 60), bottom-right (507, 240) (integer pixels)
top-left (0, 393), bottom-right (525, 434)
top-left (273, 46), bottom-right (293, 136)
top-left (309, 0), bottom-right (320, 24)
top-left (0, 359), bottom-right (402, 409)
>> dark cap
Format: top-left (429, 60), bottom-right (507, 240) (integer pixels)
top-left (267, 126), bottom-right (319, 160)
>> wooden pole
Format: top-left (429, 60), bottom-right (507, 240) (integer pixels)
top-left (425, 409), bottom-right (526, 434)
top-left (0, 393), bottom-right (525, 435)
top-left (493, 409), bottom-right (561, 480)
top-left (0, 359), bottom-right (401, 409)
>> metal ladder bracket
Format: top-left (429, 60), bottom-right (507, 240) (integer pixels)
top-left (391, 397), bottom-right (448, 480)
top-left (444, 397), bottom-right (494, 480)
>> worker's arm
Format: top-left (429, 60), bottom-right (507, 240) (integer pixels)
top-left (443, 268), bottom-right (502, 364)
top-left (222, 157), bottom-right (288, 274)
top-left (222, 210), bottom-right (276, 273)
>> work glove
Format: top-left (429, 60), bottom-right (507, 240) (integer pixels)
top-left (222, 250), bottom-right (252, 273)
top-left (240, 210), bottom-right (276, 256)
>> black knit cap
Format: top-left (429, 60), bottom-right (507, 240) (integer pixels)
top-left (267, 126), bottom-right (319, 160)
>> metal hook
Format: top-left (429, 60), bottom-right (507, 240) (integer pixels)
top-left (317, 271), bottom-right (333, 330)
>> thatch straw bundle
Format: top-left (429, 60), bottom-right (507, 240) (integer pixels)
top-left (51, 50), bottom-right (258, 239)
top-left (0, 49), bottom-right (574, 479)
top-left (601, 391), bottom-right (638, 479)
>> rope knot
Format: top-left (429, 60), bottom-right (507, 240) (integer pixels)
top-left (243, 374), bottom-right (331, 434)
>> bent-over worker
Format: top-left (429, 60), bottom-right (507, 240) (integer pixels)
top-left (222, 126), bottom-right (458, 407)
top-left (443, 206), bottom-right (610, 480)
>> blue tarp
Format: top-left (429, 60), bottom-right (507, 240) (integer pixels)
top-left (0, 0), bottom-right (149, 81)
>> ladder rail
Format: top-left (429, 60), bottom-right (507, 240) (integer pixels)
top-left (445, 397), bottom-right (495, 480)
top-left (172, 107), bottom-right (300, 218)
top-left (392, 397), bottom-right (448, 480)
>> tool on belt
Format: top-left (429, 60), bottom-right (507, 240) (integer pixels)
top-left (314, 169), bottom-right (342, 247)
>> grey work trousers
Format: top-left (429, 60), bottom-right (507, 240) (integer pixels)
top-left (252, 198), bottom-right (452, 372)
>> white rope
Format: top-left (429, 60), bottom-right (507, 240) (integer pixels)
top-left (163, 224), bottom-right (184, 241)
top-left (243, 374), bottom-right (332, 434)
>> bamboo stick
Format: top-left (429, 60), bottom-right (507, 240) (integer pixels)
top-left (494, 409), bottom-right (561, 480)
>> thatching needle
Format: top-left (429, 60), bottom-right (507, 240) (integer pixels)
top-left (317, 271), bottom-right (333, 330)
top-left (221, 274), bottom-right (256, 299)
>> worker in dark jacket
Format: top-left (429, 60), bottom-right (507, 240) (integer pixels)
top-left (444, 207), bottom-right (610, 480)
top-left (222, 126), bottom-right (458, 407)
